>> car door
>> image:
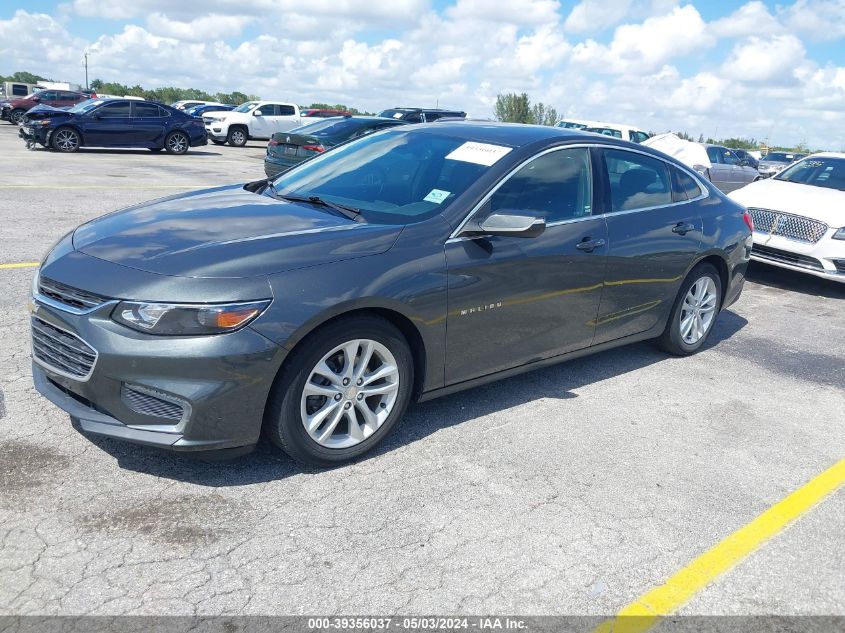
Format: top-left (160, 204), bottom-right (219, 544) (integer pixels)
top-left (83, 101), bottom-right (131, 146)
top-left (445, 146), bottom-right (608, 385)
top-left (705, 146), bottom-right (730, 191)
top-left (592, 148), bottom-right (703, 345)
top-left (130, 102), bottom-right (167, 145)
top-left (250, 103), bottom-right (276, 139)
top-left (35, 91), bottom-right (59, 108)
top-left (720, 148), bottom-right (751, 190)
top-left (272, 104), bottom-right (300, 133)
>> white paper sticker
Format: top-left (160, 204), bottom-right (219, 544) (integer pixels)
top-left (393, 112), bottom-right (404, 119)
top-left (423, 189), bottom-right (451, 204)
top-left (445, 141), bottom-right (512, 166)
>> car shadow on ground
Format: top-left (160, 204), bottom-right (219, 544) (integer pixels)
top-left (25, 146), bottom-right (222, 157)
top-left (85, 310), bottom-right (748, 486)
top-left (746, 261), bottom-right (845, 299)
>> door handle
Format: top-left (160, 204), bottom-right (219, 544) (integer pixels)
top-left (672, 222), bottom-right (696, 235)
top-left (576, 237), bottom-right (606, 252)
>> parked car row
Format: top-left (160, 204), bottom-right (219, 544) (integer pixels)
top-left (2, 88), bottom-right (92, 124)
top-left (557, 118), bottom-right (651, 144)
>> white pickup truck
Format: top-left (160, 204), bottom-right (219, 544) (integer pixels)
top-left (203, 100), bottom-right (302, 146)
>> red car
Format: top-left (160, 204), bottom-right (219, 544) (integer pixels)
top-left (301, 108), bottom-right (353, 118)
top-left (2, 89), bottom-right (93, 125)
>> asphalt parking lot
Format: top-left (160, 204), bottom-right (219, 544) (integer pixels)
top-left (0, 125), bottom-right (843, 622)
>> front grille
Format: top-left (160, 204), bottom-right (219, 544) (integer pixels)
top-left (38, 277), bottom-right (106, 311)
top-left (747, 208), bottom-right (829, 244)
top-left (121, 385), bottom-right (185, 421)
top-left (31, 317), bottom-right (97, 380)
top-left (751, 244), bottom-right (824, 271)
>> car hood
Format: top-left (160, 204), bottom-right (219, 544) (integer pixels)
top-left (758, 160), bottom-right (788, 168)
top-left (23, 104), bottom-right (73, 120)
top-left (728, 178), bottom-right (845, 227)
top-left (72, 184), bottom-right (404, 278)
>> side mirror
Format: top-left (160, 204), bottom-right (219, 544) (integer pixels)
top-left (253, 110), bottom-right (263, 116)
top-left (466, 212), bottom-right (546, 239)
top-left (31, 96), bottom-right (40, 102)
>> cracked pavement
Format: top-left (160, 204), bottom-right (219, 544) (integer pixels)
top-left (0, 126), bottom-right (843, 618)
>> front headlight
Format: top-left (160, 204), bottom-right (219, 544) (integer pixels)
top-left (112, 300), bottom-right (271, 335)
top-left (833, 227), bottom-right (845, 240)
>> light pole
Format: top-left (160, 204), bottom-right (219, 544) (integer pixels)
top-left (83, 52), bottom-right (89, 90)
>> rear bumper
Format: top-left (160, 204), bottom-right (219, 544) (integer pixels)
top-left (264, 155), bottom-right (301, 177)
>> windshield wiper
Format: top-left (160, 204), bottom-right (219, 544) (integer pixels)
top-left (275, 193), bottom-right (364, 222)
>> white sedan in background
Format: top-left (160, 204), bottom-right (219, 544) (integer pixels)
top-left (729, 153), bottom-right (845, 282)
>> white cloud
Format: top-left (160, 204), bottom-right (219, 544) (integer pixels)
top-left (146, 13), bottom-right (253, 42)
top-left (564, 0), bottom-right (677, 33)
top-left (570, 5), bottom-right (713, 74)
top-left (721, 34), bottom-right (808, 85)
top-left (778, 0), bottom-right (845, 42)
top-left (709, 1), bottom-right (783, 39)
top-left (445, 0), bottom-right (561, 25)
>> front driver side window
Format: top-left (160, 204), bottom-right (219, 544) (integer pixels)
top-left (604, 149), bottom-right (672, 212)
top-left (706, 147), bottom-right (723, 164)
top-left (488, 148), bottom-right (592, 223)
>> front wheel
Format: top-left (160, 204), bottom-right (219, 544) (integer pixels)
top-left (164, 131), bottom-right (189, 154)
top-left (10, 109), bottom-right (25, 125)
top-left (51, 127), bottom-right (80, 153)
top-left (658, 263), bottom-right (722, 356)
top-left (227, 127), bottom-right (247, 147)
top-left (264, 316), bottom-right (414, 466)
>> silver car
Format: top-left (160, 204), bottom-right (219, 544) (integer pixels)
top-left (757, 151), bottom-right (806, 178)
top-left (704, 144), bottom-right (759, 193)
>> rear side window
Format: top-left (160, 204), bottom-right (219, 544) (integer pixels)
top-left (95, 102), bottom-right (131, 118)
top-left (604, 149), bottom-right (672, 212)
top-left (631, 131), bottom-right (650, 143)
top-left (670, 165), bottom-right (703, 201)
top-left (278, 105), bottom-right (296, 116)
top-left (706, 146), bottom-right (723, 164)
top-left (133, 102), bottom-right (162, 117)
top-left (489, 148), bottom-right (592, 223)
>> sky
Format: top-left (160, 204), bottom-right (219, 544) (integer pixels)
top-left (2, 0), bottom-right (845, 149)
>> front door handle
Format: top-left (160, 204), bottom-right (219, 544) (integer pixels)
top-left (576, 237), bottom-right (606, 252)
top-left (672, 222), bottom-right (696, 235)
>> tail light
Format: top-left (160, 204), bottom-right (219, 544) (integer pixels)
top-left (302, 145), bottom-right (325, 153)
top-left (743, 210), bottom-right (754, 232)
top-left (268, 139), bottom-right (279, 147)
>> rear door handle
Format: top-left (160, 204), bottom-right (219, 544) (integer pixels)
top-left (672, 222), bottom-right (696, 235)
top-left (576, 237), bottom-right (606, 252)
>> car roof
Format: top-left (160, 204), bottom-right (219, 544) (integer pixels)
top-left (397, 120), bottom-right (602, 147)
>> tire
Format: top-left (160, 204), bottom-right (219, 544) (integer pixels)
top-left (211, 139), bottom-right (225, 145)
top-left (264, 316), bottom-right (414, 467)
top-left (658, 263), bottom-right (722, 356)
top-left (164, 131), bottom-right (189, 154)
top-left (227, 126), bottom-right (247, 147)
top-left (50, 126), bottom-right (80, 153)
top-left (10, 109), bottom-right (25, 125)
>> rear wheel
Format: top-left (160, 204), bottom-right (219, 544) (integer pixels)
top-left (658, 263), bottom-right (722, 356)
top-left (10, 109), bottom-right (25, 125)
top-left (227, 127), bottom-right (247, 147)
top-left (51, 127), bottom-right (80, 153)
top-left (264, 316), bottom-right (414, 466)
top-left (164, 131), bottom-right (189, 154)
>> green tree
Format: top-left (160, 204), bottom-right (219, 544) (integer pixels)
top-left (2, 71), bottom-right (49, 84)
top-left (531, 102), bottom-right (558, 126)
top-left (494, 92), bottom-right (532, 123)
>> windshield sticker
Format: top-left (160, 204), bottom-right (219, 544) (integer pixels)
top-left (446, 142), bottom-right (512, 166)
top-left (423, 189), bottom-right (451, 204)
top-left (393, 112), bottom-right (404, 119)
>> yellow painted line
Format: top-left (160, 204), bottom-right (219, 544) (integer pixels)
top-left (0, 262), bottom-right (39, 269)
top-left (595, 457), bottom-right (845, 633)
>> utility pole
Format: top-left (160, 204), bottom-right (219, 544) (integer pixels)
top-left (83, 52), bottom-right (89, 90)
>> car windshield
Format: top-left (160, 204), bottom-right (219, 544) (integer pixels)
top-left (69, 99), bottom-right (106, 114)
top-left (378, 109), bottom-right (411, 120)
top-left (293, 118), bottom-right (381, 138)
top-left (269, 129), bottom-right (504, 225)
top-left (765, 152), bottom-right (796, 162)
top-left (233, 101), bottom-right (258, 113)
top-left (774, 157), bottom-right (845, 191)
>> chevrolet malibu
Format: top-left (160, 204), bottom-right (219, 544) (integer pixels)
top-left (31, 123), bottom-right (752, 466)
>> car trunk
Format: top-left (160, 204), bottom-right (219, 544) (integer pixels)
top-left (268, 132), bottom-right (329, 160)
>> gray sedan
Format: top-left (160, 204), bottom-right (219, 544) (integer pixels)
top-left (704, 144), bottom-right (759, 193)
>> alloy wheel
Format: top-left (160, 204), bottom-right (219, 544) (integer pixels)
top-left (230, 130), bottom-right (245, 145)
top-left (679, 276), bottom-right (717, 345)
top-left (168, 133), bottom-right (187, 153)
top-left (300, 339), bottom-right (400, 449)
top-left (11, 111), bottom-right (23, 125)
top-left (55, 129), bottom-right (79, 152)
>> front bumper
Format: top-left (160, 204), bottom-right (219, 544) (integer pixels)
top-left (31, 298), bottom-right (286, 452)
top-left (205, 125), bottom-right (227, 142)
top-left (19, 124), bottom-right (49, 146)
top-left (750, 232), bottom-right (845, 283)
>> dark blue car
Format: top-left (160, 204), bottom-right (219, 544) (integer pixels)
top-left (186, 104), bottom-right (235, 117)
top-left (19, 98), bottom-right (207, 154)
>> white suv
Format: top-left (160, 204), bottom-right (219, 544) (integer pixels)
top-left (204, 101), bottom-right (301, 147)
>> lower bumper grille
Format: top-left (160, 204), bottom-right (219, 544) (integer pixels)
top-left (751, 244), bottom-right (824, 271)
top-left (31, 317), bottom-right (97, 380)
top-left (121, 386), bottom-right (185, 421)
